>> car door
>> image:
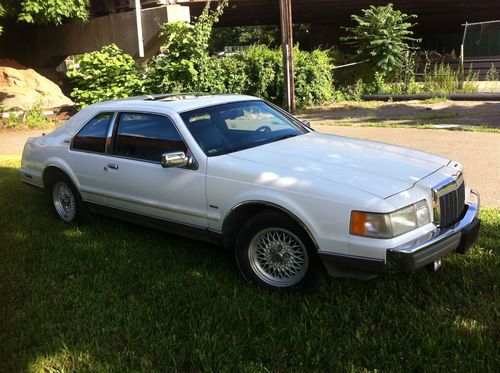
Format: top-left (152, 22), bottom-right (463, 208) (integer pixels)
top-left (103, 112), bottom-right (208, 228)
top-left (67, 112), bottom-right (115, 205)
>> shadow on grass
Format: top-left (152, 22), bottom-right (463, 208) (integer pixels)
top-left (0, 163), bottom-right (498, 372)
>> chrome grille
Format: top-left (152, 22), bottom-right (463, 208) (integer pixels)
top-left (439, 181), bottom-right (465, 228)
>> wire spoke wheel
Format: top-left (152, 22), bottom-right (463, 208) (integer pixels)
top-left (52, 181), bottom-right (76, 222)
top-left (248, 228), bottom-right (309, 287)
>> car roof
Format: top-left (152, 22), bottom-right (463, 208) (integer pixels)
top-left (88, 94), bottom-right (260, 113)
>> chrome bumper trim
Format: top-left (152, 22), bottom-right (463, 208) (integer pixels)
top-left (386, 190), bottom-right (480, 271)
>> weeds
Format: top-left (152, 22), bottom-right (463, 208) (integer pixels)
top-left (2, 104), bottom-right (54, 129)
top-left (486, 63), bottom-right (499, 82)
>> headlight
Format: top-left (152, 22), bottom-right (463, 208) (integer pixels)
top-left (350, 200), bottom-right (431, 238)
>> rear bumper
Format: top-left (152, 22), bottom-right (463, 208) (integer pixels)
top-left (319, 190), bottom-right (480, 277)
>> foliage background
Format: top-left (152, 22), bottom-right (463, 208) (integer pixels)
top-left (0, 0), bottom-right (89, 34)
top-left (67, 1), bottom-right (333, 108)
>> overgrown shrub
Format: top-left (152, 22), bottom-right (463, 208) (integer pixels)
top-left (144, 0), bottom-right (229, 94)
top-left (230, 46), bottom-right (334, 106)
top-left (67, 44), bottom-right (144, 107)
top-left (73, 43), bottom-right (334, 108)
top-left (196, 56), bottom-right (249, 94)
top-left (2, 104), bottom-right (53, 128)
top-left (235, 45), bottom-right (282, 102)
top-left (294, 49), bottom-right (334, 106)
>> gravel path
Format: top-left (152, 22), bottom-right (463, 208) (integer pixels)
top-left (1, 126), bottom-right (498, 207)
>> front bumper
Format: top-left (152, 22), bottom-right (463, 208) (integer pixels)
top-left (319, 190), bottom-right (480, 278)
top-left (386, 190), bottom-right (480, 271)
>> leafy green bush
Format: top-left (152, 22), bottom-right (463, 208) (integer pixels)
top-left (197, 56), bottom-right (249, 94)
top-left (235, 45), bottom-right (283, 102)
top-left (67, 44), bottom-right (144, 107)
top-left (294, 49), bottom-right (334, 106)
top-left (230, 46), bottom-right (334, 106)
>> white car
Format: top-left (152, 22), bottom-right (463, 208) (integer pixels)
top-left (20, 94), bottom-right (480, 290)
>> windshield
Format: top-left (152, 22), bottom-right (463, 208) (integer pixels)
top-left (180, 100), bottom-right (307, 156)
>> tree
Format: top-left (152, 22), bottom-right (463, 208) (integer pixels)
top-left (341, 3), bottom-right (419, 77)
top-left (0, 0), bottom-right (89, 35)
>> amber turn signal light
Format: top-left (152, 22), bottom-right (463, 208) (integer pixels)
top-left (350, 211), bottom-right (366, 235)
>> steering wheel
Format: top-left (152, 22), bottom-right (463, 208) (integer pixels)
top-left (256, 125), bottom-right (271, 133)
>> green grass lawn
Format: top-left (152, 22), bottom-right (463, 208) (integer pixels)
top-left (1, 157), bottom-right (498, 372)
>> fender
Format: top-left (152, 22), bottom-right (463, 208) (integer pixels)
top-left (221, 197), bottom-right (321, 252)
top-left (43, 157), bottom-right (80, 189)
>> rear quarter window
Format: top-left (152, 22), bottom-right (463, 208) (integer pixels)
top-left (72, 113), bottom-right (114, 153)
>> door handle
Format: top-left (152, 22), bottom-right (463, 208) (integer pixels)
top-left (106, 163), bottom-right (119, 170)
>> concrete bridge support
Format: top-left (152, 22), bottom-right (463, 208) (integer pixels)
top-left (0, 4), bottom-right (189, 79)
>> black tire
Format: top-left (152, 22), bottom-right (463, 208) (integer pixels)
top-left (235, 210), bottom-right (322, 291)
top-left (46, 171), bottom-right (89, 223)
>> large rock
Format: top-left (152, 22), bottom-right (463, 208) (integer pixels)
top-left (0, 59), bottom-right (73, 111)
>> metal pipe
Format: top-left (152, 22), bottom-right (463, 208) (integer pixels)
top-left (279, 0), bottom-right (295, 113)
top-left (135, 0), bottom-right (145, 58)
top-left (461, 19), bottom-right (500, 26)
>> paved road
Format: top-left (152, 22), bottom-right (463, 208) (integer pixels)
top-left (0, 129), bottom-right (46, 156)
top-left (315, 126), bottom-right (499, 208)
top-left (1, 127), bottom-right (498, 207)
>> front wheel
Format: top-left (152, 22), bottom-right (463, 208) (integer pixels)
top-left (235, 211), bottom-right (322, 291)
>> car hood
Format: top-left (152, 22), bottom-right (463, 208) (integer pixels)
top-left (227, 132), bottom-right (450, 199)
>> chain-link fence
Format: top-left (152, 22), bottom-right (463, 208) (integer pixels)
top-left (461, 20), bottom-right (500, 88)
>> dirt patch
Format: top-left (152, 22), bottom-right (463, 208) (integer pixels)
top-left (299, 100), bottom-right (500, 128)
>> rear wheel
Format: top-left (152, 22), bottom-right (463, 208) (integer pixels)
top-left (235, 211), bottom-right (322, 291)
top-left (47, 172), bottom-right (88, 223)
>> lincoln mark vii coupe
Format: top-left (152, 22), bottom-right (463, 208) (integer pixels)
top-left (20, 94), bottom-right (481, 290)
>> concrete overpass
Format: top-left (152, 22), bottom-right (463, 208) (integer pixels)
top-left (1, 0), bottom-right (498, 74)
top-left (89, 1), bottom-right (500, 65)
top-left (0, 3), bottom-right (190, 73)
top-left (182, 0), bottom-right (500, 50)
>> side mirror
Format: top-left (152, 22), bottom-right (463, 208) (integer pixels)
top-left (161, 152), bottom-right (188, 168)
top-left (302, 120), bottom-right (311, 128)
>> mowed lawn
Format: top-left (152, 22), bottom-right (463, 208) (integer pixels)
top-left (0, 156), bottom-right (498, 372)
